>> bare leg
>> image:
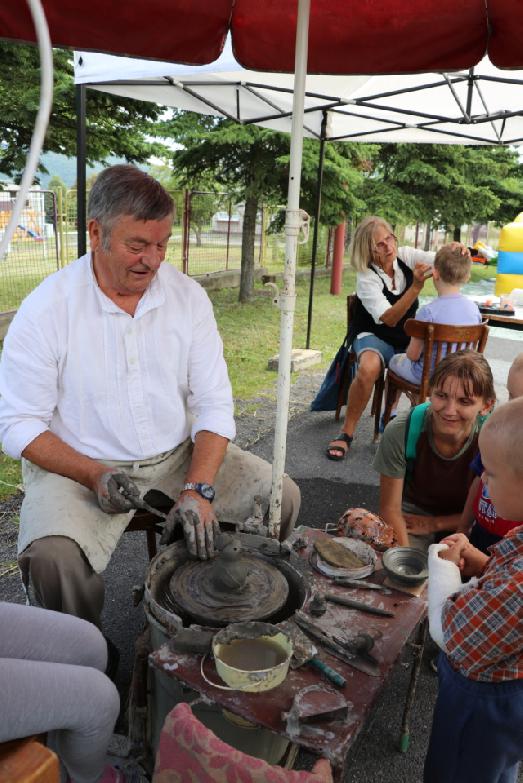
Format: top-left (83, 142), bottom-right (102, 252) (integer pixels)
top-left (327, 350), bottom-right (383, 458)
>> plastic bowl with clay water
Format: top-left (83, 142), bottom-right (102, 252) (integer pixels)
top-left (212, 622), bottom-right (292, 692)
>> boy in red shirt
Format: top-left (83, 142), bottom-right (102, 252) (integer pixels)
top-left (457, 353), bottom-right (523, 552)
top-left (425, 398), bottom-right (523, 783)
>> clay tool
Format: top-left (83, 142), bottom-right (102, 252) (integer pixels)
top-left (325, 592), bottom-right (395, 617)
top-left (294, 611), bottom-right (379, 677)
top-left (120, 487), bottom-right (168, 521)
top-left (332, 577), bottom-right (392, 595)
top-left (287, 625), bottom-right (346, 688)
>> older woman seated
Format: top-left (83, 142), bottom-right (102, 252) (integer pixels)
top-left (373, 351), bottom-right (495, 549)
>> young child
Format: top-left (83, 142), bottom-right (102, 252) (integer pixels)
top-left (425, 397), bottom-right (523, 783)
top-left (388, 244), bottom-right (482, 384)
top-left (457, 353), bottom-right (523, 552)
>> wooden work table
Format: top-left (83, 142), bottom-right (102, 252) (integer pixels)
top-left (149, 526), bottom-right (427, 780)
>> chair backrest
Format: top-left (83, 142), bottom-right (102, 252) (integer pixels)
top-left (347, 293), bottom-right (357, 331)
top-left (404, 319), bottom-right (490, 398)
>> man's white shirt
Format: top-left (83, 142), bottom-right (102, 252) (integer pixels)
top-left (0, 254), bottom-right (236, 461)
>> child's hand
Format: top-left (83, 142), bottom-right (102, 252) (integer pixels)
top-left (437, 535), bottom-right (467, 569)
top-left (440, 533), bottom-right (489, 577)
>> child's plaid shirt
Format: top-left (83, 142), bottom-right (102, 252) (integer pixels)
top-left (443, 525), bottom-right (523, 682)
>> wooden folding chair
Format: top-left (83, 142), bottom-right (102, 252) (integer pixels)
top-left (382, 319), bottom-right (490, 427)
top-left (335, 294), bottom-right (385, 442)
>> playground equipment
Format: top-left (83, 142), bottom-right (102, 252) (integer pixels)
top-left (496, 213), bottom-right (523, 295)
top-left (17, 223), bottom-right (43, 241)
top-left (470, 241), bottom-right (496, 265)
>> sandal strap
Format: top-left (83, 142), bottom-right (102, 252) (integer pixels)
top-left (333, 433), bottom-right (353, 446)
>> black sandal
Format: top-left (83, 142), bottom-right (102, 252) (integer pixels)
top-left (326, 432), bottom-right (353, 461)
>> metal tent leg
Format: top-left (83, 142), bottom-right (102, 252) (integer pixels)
top-left (399, 616), bottom-right (428, 753)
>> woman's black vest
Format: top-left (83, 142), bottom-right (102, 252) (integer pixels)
top-left (350, 258), bottom-right (418, 350)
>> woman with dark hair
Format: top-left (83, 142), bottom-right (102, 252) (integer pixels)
top-left (373, 351), bottom-right (496, 549)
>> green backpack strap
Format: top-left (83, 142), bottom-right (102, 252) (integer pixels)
top-left (405, 401), bottom-right (431, 477)
top-left (404, 403), bottom-right (489, 478)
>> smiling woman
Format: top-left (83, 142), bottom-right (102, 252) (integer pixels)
top-left (373, 351), bottom-right (496, 549)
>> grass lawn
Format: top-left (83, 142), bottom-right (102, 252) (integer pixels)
top-left (0, 260), bottom-right (497, 499)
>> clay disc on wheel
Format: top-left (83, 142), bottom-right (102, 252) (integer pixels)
top-left (168, 554), bottom-right (289, 625)
top-left (314, 537), bottom-right (364, 569)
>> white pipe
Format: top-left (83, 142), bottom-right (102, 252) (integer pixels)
top-left (268, 0), bottom-right (310, 539)
top-left (0, 0), bottom-right (53, 260)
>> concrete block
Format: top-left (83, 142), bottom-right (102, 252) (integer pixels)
top-left (268, 348), bottom-right (322, 372)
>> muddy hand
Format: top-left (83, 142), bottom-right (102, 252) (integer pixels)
top-left (95, 470), bottom-right (140, 514)
top-left (161, 494), bottom-right (220, 559)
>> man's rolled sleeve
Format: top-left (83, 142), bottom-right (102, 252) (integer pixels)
top-left (186, 289), bottom-right (236, 443)
top-left (0, 417), bottom-right (48, 460)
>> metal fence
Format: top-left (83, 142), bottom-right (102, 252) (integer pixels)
top-left (58, 188), bottom-right (268, 276)
top-left (0, 189), bottom-right (60, 311)
top-left (0, 185), bottom-right (335, 313)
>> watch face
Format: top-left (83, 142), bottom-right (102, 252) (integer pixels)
top-left (198, 483), bottom-right (215, 501)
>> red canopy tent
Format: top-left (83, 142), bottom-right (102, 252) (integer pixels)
top-left (2, 0), bottom-right (523, 535)
top-left (2, 0), bottom-right (522, 73)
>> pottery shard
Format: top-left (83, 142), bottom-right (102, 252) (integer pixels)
top-left (314, 538), bottom-right (364, 569)
top-left (336, 507), bottom-right (394, 550)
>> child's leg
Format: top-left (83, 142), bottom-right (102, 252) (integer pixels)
top-left (388, 353), bottom-right (420, 384)
top-left (424, 653), bottom-right (523, 783)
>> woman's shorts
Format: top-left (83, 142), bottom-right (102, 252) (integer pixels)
top-left (352, 334), bottom-right (401, 368)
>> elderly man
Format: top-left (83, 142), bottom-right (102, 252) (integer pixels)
top-left (0, 165), bottom-right (300, 630)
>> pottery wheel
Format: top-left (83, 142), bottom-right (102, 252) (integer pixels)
top-left (168, 554), bottom-right (289, 624)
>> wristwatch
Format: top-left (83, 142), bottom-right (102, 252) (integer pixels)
top-left (182, 482), bottom-right (216, 503)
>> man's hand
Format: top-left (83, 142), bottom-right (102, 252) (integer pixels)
top-left (95, 469), bottom-right (140, 514)
top-left (160, 492), bottom-right (220, 559)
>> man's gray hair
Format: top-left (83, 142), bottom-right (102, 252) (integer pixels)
top-left (87, 165), bottom-right (174, 250)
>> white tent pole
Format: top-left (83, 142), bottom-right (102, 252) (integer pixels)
top-left (268, 0), bottom-right (310, 539)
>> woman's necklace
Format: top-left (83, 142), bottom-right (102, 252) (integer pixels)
top-left (381, 262), bottom-right (396, 290)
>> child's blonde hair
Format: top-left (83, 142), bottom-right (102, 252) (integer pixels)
top-left (481, 397), bottom-right (523, 477)
top-left (349, 216), bottom-right (395, 273)
top-left (434, 244), bottom-right (471, 285)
